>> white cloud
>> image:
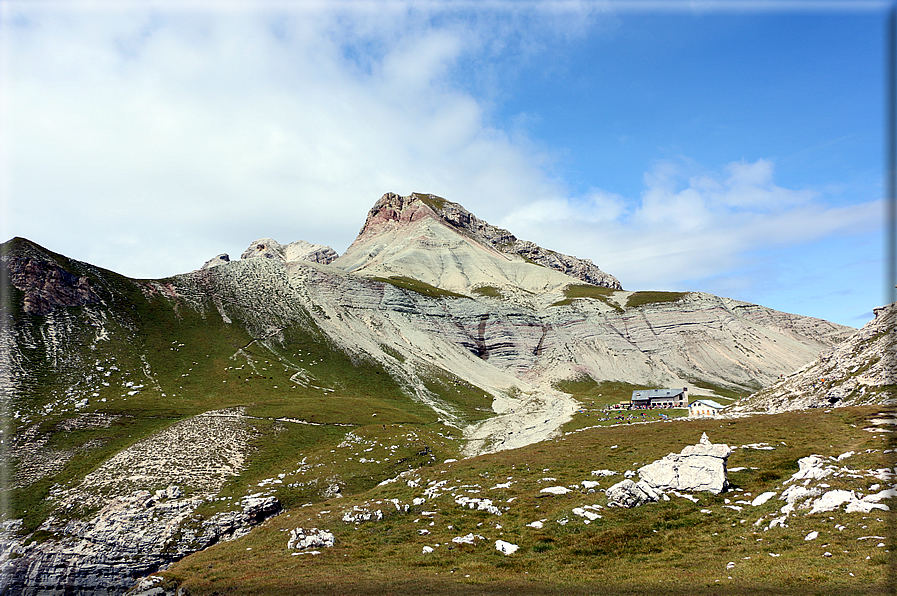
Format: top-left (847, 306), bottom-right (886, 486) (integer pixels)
top-left (2, 4), bottom-right (563, 276)
top-left (0, 2), bottom-right (883, 328)
top-left (501, 157), bottom-right (882, 292)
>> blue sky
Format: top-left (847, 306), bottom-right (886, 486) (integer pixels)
top-left (1, 0), bottom-right (892, 327)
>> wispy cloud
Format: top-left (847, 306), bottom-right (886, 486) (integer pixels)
top-left (3, 5), bottom-right (563, 274)
top-left (501, 157), bottom-right (881, 292)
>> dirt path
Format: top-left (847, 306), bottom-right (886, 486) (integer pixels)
top-left (461, 388), bottom-right (579, 456)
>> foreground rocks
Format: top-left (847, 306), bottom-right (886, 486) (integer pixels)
top-left (287, 527), bottom-right (335, 552)
top-left (639, 432), bottom-right (732, 494)
top-left (607, 433), bottom-right (731, 508)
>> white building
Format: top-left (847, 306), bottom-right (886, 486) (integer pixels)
top-left (688, 399), bottom-right (726, 417)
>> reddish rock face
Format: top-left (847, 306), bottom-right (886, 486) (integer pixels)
top-left (355, 192), bottom-right (438, 242)
top-left (3, 255), bottom-right (100, 315)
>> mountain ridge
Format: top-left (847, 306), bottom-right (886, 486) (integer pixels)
top-left (733, 301), bottom-right (896, 412)
top-left (0, 192), bottom-right (884, 595)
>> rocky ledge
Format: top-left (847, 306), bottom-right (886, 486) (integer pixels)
top-left (735, 302), bottom-right (897, 413)
top-left (201, 239), bottom-right (338, 270)
top-left (0, 410), bottom-right (281, 596)
top-left (2, 250), bottom-right (100, 315)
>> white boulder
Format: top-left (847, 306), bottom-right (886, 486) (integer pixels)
top-left (606, 479), bottom-right (662, 508)
top-left (540, 486), bottom-right (572, 495)
top-left (750, 491), bottom-right (777, 507)
top-left (495, 540), bottom-right (519, 555)
top-left (637, 437), bottom-right (731, 494)
top-left (287, 527), bottom-right (335, 551)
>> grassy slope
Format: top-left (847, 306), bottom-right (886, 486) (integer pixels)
top-left (555, 379), bottom-right (692, 433)
top-left (3, 241), bottom-right (488, 534)
top-left (157, 405), bottom-right (895, 596)
top-left (550, 284), bottom-right (622, 310)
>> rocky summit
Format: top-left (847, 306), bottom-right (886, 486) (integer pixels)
top-left (0, 191), bottom-right (893, 595)
top-left (332, 192), bottom-right (621, 294)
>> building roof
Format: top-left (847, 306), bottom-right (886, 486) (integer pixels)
top-left (631, 388), bottom-right (687, 400)
top-left (689, 399), bottom-right (725, 409)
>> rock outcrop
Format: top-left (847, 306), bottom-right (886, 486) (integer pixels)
top-left (240, 238), bottom-right (338, 265)
top-left (734, 302), bottom-right (896, 413)
top-left (287, 527), bottom-right (336, 551)
top-left (0, 410), bottom-right (280, 596)
top-left (605, 479), bottom-right (665, 508)
top-left (607, 433), bottom-right (731, 508)
top-left (638, 432), bottom-right (731, 494)
top-left (2, 246), bottom-right (100, 315)
top-left (201, 253), bottom-right (230, 269)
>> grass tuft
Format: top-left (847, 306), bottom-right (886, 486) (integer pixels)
top-left (371, 276), bottom-right (470, 299)
top-left (551, 285), bottom-right (621, 310)
top-left (625, 291), bottom-right (688, 308)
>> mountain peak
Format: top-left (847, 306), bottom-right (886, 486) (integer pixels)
top-left (339, 192), bottom-right (621, 292)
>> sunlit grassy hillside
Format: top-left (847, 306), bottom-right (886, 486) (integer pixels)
top-left (155, 406), bottom-right (895, 596)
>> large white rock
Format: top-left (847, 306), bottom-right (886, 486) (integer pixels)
top-left (540, 486), bottom-right (572, 495)
top-left (607, 435), bottom-right (732, 508)
top-left (287, 527), bottom-right (335, 550)
top-left (638, 438), bottom-right (731, 494)
top-left (495, 540), bottom-right (519, 555)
